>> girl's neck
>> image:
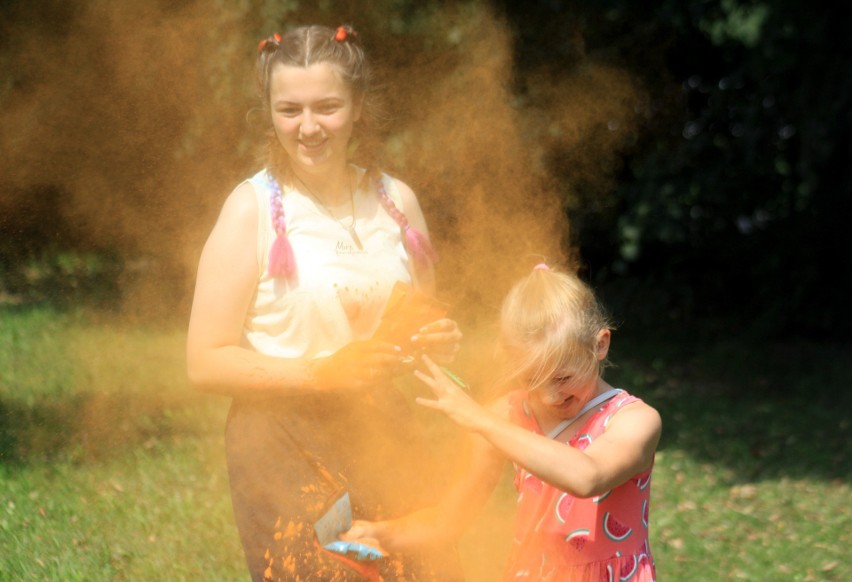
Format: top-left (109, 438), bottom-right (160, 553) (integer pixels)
top-left (292, 164), bottom-right (353, 206)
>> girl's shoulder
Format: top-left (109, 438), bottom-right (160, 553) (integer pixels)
top-left (219, 180), bottom-right (259, 226)
top-left (603, 390), bottom-right (662, 440)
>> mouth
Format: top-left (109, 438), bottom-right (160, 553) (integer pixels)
top-left (299, 137), bottom-right (328, 153)
top-left (554, 395), bottom-right (576, 409)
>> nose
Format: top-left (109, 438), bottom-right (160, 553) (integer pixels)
top-left (300, 110), bottom-right (319, 136)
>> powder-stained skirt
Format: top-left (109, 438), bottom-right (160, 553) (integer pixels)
top-left (224, 384), bottom-right (463, 581)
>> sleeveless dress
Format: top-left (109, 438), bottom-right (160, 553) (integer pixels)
top-left (505, 389), bottom-right (657, 582)
top-left (224, 168), bottom-right (461, 582)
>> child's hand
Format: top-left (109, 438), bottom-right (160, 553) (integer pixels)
top-left (409, 318), bottom-right (462, 363)
top-left (414, 355), bottom-right (489, 431)
top-left (340, 519), bottom-right (380, 542)
top-left (339, 520), bottom-right (387, 553)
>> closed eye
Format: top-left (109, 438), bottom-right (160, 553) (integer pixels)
top-left (314, 101), bottom-right (343, 114)
top-left (276, 106), bottom-right (302, 117)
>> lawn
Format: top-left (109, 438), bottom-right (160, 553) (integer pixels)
top-left (1, 306), bottom-right (849, 581)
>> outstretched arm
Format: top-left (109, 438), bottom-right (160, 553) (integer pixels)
top-left (343, 418), bottom-right (506, 550)
top-left (415, 356), bottom-right (662, 499)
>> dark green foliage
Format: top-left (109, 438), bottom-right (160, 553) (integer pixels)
top-left (2, 0), bottom-right (849, 341)
top-left (557, 0), bottom-right (851, 338)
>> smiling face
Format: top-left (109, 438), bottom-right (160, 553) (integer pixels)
top-left (268, 62), bottom-right (362, 175)
top-left (519, 328), bottom-right (611, 420)
top-left (528, 368), bottom-right (601, 418)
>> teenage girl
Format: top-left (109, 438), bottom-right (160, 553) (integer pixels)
top-left (187, 25), bottom-right (463, 581)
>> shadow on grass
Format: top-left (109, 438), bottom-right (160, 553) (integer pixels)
top-left (608, 329), bottom-right (851, 483)
top-left (0, 390), bottom-right (221, 467)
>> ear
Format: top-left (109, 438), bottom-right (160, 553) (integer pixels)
top-left (595, 329), bottom-right (611, 361)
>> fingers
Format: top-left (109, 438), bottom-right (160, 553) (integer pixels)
top-left (340, 520), bottom-right (372, 541)
top-left (413, 368), bottom-right (438, 390)
top-left (414, 361), bottom-right (458, 401)
top-left (347, 341), bottom-right (412, 383)
top-left (415, 396), bottom-right (442, 410)
top-left (410, 319), bottom-right (462, 356)
top-left (419, 354), bottom-right (443, 376)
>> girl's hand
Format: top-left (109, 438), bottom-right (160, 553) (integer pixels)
top-left (414, 355), bottom-right (490, 431)
top-left (340, 520), bottom-right (389, 553)
top-left (410, 318), bottom-right (462, 364)
top-left (312, 340), bottom-right (406, 390)
top-left (340, 519), bottom-right (382, 542)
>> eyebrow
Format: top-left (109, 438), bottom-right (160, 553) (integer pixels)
top-left (273, 96), bottom-right (345, 106)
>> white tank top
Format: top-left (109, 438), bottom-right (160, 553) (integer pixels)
top-left (242, 167), bottom-right (413, 359)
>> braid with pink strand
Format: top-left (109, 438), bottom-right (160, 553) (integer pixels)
top-left (371, 170), bottom-right (438, 269)
top-left (266, 173), bottom-right (296, 278)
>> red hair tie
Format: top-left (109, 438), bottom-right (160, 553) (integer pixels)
top-left (258, 32), bottom-right (282, 53)
top-left (334, 25), bottom-right (356, 42)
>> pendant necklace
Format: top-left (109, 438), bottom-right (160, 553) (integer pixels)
top-left (294, 170), bottom-right (363, 250)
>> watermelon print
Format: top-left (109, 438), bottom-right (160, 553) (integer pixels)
top-left (506, 389), bottom-right (656, 582)
top-left (603, 512), bottom-right (633, 542)
top-left (566, 529), bottom-right (590, 551)
top-left (635, 474), bottom-right (651, 491)
top-left (523, 472), bottom-right (543, 494)
top-left (575, 433), bottom-right (594, 450)
top-left (593, 490), bottom-right (612, 504)
top-left (619, 555), bottom-right (638, 581)
top-left (555, 492), bottom-right (573, 523)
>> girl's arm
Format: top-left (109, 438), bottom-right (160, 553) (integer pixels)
top-left (343, 428), bottom-right (505, 550)
top-left (186, 183), bottom-right (402, 396)
top-left (416, 356), bottom-right (662, 499)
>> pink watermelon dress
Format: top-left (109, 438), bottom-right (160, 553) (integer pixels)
top-left (505, 389), bottom-right (657, 582)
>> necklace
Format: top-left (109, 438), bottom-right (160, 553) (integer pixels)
top-left (293, 170), bottom-right (363, 250)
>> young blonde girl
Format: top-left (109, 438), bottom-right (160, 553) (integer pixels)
top-left (345, 264), bottom-right (661, 581)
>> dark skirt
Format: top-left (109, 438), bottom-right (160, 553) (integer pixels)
top-left (224, 383), bottom-right (464, 581)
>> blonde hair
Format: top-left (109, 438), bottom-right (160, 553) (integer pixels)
top-left (499, 267), bottom-right (612, 392)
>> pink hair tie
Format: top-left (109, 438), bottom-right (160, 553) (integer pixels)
top-left (533, 263), bottom-right (550, 271)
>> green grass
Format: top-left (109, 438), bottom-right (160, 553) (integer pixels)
top-left (1, 306), bottom-right (849, 581)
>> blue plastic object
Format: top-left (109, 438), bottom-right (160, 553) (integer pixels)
top-left (324, 540), bottom-right (385, 561)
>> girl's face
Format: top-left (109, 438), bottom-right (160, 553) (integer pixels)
top-left (525, 329), bottom-right (611, 419)
top-left (529, 369), bottom-right (600, 419)
top-left (268, 62), bottom-right (362, 175)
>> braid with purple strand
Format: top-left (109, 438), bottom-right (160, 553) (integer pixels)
top-left (372, 171), bottom-right (439, 269)
top-left (266, 173), bottom-right (296, 278)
